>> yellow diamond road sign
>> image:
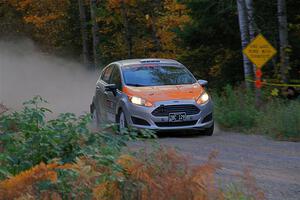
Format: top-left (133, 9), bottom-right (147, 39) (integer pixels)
top-left (243, 34), bottom-right (277, 68)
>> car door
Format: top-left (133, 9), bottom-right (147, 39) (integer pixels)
top-left (105, 65), bottom-right (122, 123)
top-left (95, 64), bottom-right (114, 122)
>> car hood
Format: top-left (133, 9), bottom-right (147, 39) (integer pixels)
top-left (123, 83), bottom-right (204, 103)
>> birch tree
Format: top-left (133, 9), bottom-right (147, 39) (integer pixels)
top-left (245, 0), bottom-right (256, 73)
top-left (245, 0), bottom-right (261, 104)
top-left (78, 0), bottom-right (91, 69)
top-left (245, 0), bottom-right (255, 40)
top-left (277, 0), bottom-right (289, 83)
top-left (236, 0), bottom-right (253, 88)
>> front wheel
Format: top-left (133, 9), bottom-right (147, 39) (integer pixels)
top-left (91, 103), bottom-right (101, 129)
top-left (117, 110), bottom-right (127, 133)
top-left (91, 106), bottom-right (99, 128)
top-left (202, 122), bottom-right (214, 136)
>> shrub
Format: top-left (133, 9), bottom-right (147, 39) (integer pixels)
top-left (256, 100), bottom-right (300, 141)
top-left (0, 97), bottom-right (265, 199)
top-left (0, 162), bottom-right (66, 200)
top-left (213, 85), bottom-right (259, 130)
top-left (0, 148), bottom-right (265, 200)
top-left (224, 168), bottom-right (265, 200)
top-left (0, 96), bottom-right (154, 179)
top-left (117, 148), bottom-right (222, 200)
top-left (0, 104), bottom-right (8, 116)
top-left (214, 86), bottom-right (300, 141)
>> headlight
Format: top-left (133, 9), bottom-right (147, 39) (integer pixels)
top-left (129, 96), bottom-right (153, 107)
top-left (196, 92), bottom-right (209, 105)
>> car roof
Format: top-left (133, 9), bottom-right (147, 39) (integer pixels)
top-left (114, 59), bottom-right (182, 68)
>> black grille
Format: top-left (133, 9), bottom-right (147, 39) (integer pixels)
top-left (202, 113), bottom-right (213, 123)
top-left (155, 120), bottom-right (198, 127)
top-left (152, 105), bottom-right (200, 117)
top-left (131, 116), bottom-right (150, 126)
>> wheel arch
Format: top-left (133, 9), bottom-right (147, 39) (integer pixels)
top-left (90, 96), bottom-right (96, 114)
top-left (115, 98), bottom-right (129, 123)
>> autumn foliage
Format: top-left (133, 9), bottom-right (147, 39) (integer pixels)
top-left (90, 148), bottom-right (222, 200)
top-left (0, 148), bottom-right (220, 200)
top-left (0, 162), bottom-right (71, 200)
top-left (115, 148), bottom-right (221, 200)
top-left (0, 99), bottom-right (266, 200)
top-left (6, 0), bottom-right (71, 50)
top-left (93, 0), bottom-right (190, 61)
top-left (2, 0), bottom-right (300, 83)
top-left (8, 0), bottom-right (69, 27)
top-left (0, 146), bottom-right (265, 200)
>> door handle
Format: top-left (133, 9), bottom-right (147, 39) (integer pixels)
top-left (96, 85), bottom-right (101, 90)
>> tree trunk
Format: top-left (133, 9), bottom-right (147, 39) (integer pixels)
top-left (245, 0), bottom-right (255, 40)
top-left (150, 15), bottom-right (161, 52)
top-left (245, 0), bottom-right (256, 72)
top-left (245, 0), bottom-right (261, 105)
top-left (236, 0), bottom-right (253, 89)
top-left (90, 0), bottom-right (100, 69)
top-left (277, 0), bottom-right (289, 83)
top-left (148, 0), bottom-right (162, 52)
top-left (120, 0), bottom-right (133, 58)
top-left (78, 0), bottom-right (91, 69)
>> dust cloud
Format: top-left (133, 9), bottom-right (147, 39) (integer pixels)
top-left (0, 39), bottom-right (99, 117)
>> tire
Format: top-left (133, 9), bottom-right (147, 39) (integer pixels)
top-left (91, 103), bottom-right (101, 129)
top-left (117, 110), bottom-right (127, 133)
top-left (92, 106), bottom-right (99, 128)
top-left (90, 103), bottom-right (95, 119)
top-left (202, 122), bottom-right (214, 136)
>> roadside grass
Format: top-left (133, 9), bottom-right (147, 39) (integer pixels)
top-left (223, 168), bottom-right (265, 200)
top-left (213, 85), bottom-right (300, 141)
top-left (256, 100), bottom-right (300, 141)
top-left (213, 85), bottom-right (258, 131)
top-left (0, 97), bottom-right (265, 200)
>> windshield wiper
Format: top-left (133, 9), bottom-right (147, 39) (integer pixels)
top-left (126, 83), bottom-right (147, 87)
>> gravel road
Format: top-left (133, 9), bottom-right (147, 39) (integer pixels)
top-left (129, 128), bottom-right (300, 200)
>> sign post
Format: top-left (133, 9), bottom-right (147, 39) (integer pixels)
top-left (243, 34), bottom-right (277, 106)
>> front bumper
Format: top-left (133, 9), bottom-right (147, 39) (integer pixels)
top-left (123, 99), bottom-right (213, 131)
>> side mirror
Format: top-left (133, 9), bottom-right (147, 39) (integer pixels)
top-left (105, 84), bottom-right (117, 96)
top-left (198, 80), bottom-right (208, 86)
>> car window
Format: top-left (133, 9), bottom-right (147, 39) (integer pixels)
top-left (100, 69), bottom-right (106, 80)
top-left (101, 65), bottom-right (114, 83)
top-left (122, 65), bottom-right (196, 86)
top-left (110, 66), bottom-right (122, 90)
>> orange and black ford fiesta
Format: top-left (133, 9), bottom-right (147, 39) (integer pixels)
top-left (90, 59), bottom-right (214, 135)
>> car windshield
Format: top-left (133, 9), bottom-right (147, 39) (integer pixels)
top-left (122, 65), bottom-right (196, 87)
